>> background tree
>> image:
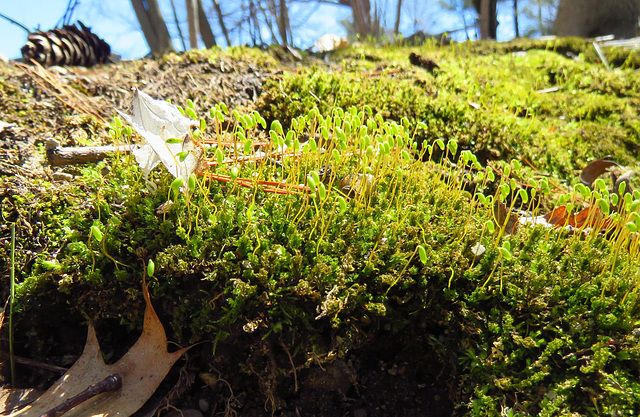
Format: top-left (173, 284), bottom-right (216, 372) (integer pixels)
top-left (198, 0), bottom-right (217, 47)
top-left (275, 0), bottom-right (291, 45)
top-left (130, 0), bottom-right (174, 54)
top-left (212, 0), bottom-right (232, 46)
top-left (394, 0), bottom-right (403, 35)
top-left (513, 0), bottom-right (519, 37)
top-left (554, 0), bottom-right (639, 38)
top-left (320, 0), bottom-right (380, 37)
top-left (187, 0), bottom-right (199, 48)
top-left (473, 0), bottom-right (498, 39)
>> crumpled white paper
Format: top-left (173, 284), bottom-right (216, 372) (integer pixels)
top-left (117, 89), bottom-right (203, 183)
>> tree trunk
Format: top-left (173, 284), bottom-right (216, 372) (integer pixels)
top-left (211, 0), bottom-right (231, 46)
top-left (186, 0), bottom-right (199, 49)
top-left (351, 0), bottom-right (372, 37)
top-left (130, 0), bottom-right (174, 54)
top-left (394, 0), bottom-right (403, 35)
top-left (277, 0), bottom-right (290, 45)
top-left (513, 0), bottom-right (519, 37)
top-left (247, 0), bottom-right (263, 45)
top-left (554, 0), bottom-right (639, 38)
top-left (475, 0), bottom-right (498, 39)
top-left (198, 0), bottom-right (216, 48)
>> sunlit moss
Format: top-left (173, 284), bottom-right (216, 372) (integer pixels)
top-left (4, 41), bottom-right (640, 415)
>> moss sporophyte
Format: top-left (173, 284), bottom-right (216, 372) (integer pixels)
top-left (119, 99), bottom-right (639, 414)
top-left (6, 42), bottom-right (640, 415)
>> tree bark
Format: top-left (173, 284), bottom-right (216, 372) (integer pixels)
top-left (277, 0), bottom-right (290, 45)
top-left (475, 0), bottom-right (498, 39)
top-left (198, 0), bottom-right (217, 47)
top-left (394, 0), bottom-right (403, 35)
top-left (513, 0), bottom-right (519, 37)
top-left (351, 0), bottom-right (373, 37)
top-left (554, 0), bottom-right (639, 38)
top-left (130, 0), bottom-right (174, 54)
top-left (169, 0), bottom-right (187, 50)
top-left (186, 0), bottom-right (199, 49)
top-left (261, 1), bottom-right (280, 43)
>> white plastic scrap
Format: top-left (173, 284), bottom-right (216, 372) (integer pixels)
top-left (117, 89), bottom-right (203, 182)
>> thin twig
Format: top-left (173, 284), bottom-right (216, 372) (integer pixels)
top-left (0, 12), bottom-right (31, 33)
top-left (40, 374), bottom-right (123, 417)
top-left (0, 351), bottom-right (68, 374)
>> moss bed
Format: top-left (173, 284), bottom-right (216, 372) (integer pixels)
top-left (1, 38), bottom-right (640, 416)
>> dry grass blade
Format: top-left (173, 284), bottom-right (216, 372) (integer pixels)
top-left (10, 281), bottom-right (188, 417)
top-left (15, 61), bottom-right (107, 126)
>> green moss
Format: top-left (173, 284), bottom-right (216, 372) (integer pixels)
top-left (4, 40), bottom-right (640, 415)
top-left (258, 44), bottom-right (640, 180)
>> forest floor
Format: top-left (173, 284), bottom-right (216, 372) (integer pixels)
top-left (1, 38), bottom-right (640, 416)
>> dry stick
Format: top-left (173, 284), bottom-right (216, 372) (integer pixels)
top-left (40, 374), bottom-right (123, 417)
top-left (46, 141), bottom-right (133, 166)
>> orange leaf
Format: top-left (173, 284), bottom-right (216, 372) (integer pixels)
top-left (543, 206), bottom-right (569, 226)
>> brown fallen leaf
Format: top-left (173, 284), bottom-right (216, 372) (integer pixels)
top-left (493, 200), bottom-right (520, 235)
top-left (0, 388), bottom-right (42, 415)
top-left (580, 156), bottom-right (619, 187)
top-left (543, 205), bottom-right (569, 226)
top-left (9, 281), bottom-right (188, 417)
top-left (521, 204), bottom-right (614, 232)
top-left (568, 206), bottom-right (600, 228)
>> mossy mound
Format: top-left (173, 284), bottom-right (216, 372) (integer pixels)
top-left (1, 40), bottom-right (640, 416)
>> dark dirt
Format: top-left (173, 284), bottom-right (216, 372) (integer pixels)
top-left (0, 51), bottom-right (458, 416)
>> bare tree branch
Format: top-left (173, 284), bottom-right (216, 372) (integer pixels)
top-left (169, 0), bottom-right (187, 50)
top-left (212, 0), bottom-right (232, 46)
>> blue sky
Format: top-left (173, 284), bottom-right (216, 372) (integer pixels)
top-left (0, 1), bottom-right (532, 61)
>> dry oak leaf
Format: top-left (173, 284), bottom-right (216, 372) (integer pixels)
top-left (9, 283), bottom-right (188, 417)
top-left (580, 156), bottom-right (619, 187)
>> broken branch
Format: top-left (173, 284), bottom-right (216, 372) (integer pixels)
top-left (46, 140), bottom-right (132, 166)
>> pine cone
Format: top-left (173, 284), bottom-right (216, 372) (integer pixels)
top-left (21, 21), bottom-right (111, 67)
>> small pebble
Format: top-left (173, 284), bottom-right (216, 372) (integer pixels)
top-left (198, 398), bottom-right (210, 413)
top-left (52, 172), bottom-right (74, 181)
top-left (354, 408), bottom-right (367, 417)
top-left (470, 243), bottom-right (486, 259)
top-left (164, 409), bottom-right (203, 417)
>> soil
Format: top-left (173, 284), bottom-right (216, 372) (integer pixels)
top-left (0, 51), bottom-right (457, 416)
